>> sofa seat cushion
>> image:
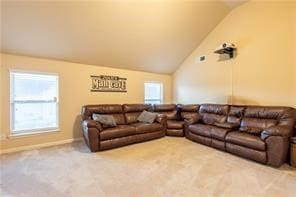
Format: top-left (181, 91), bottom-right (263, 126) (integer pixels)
top-left (188, 124), bottom-right (213, 138)
top-left (100, 125), bottom-right (136, 140)
top-left (225, 131), bottom-right (266, 151)
top-left (167, 120), bottom-right (184, 129)
top-left (211, 127), bottom-right (231, 141)
top-left (131, 123), bottom-right (163, 134)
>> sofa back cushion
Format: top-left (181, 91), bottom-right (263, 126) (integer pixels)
top-left (277, 107), bottom-right (296, 127)
top-left (123, 104), bottom-right (152, 124)
top-left (81, 104), bottom-right (125, 125)
top-left (153, 104), bottom-right (177, 120)
top-left (227, 106), bottom-right (245, 124)
top-left (153, 104), bottom-right (176, 111)
top-left (240, 118), bottom-right (277, 135)
top-left (240, 106), bottom-right (294, 135)
top-left (178, 104), bottom-right (200, 120)
top-left (199, 104), bottom-right (229, 125)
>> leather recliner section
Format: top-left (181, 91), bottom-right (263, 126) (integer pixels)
top-left (185, 104), bottom-right (295, 167)
top-left (153, 104), bottom-right (183, 136)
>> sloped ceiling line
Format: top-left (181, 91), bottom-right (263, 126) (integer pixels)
top-left (1, 1), bottom-right (246, 74)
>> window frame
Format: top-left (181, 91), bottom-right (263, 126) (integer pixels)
top-left (10, 70), bottom-right (60, 136)
top-left (144, 81), bottom-right (163, 104)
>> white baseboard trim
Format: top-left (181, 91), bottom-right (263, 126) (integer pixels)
top-left (0, 137), bottom-right (84, 155)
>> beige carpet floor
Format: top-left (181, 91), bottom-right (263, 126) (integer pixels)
top-left (1, 137), bottom-right (296, 197)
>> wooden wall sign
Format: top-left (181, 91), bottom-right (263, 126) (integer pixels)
top-left (91, 75), bottom-right (127, 92)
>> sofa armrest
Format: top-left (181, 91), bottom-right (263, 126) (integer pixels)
top-left (183, 116), bottom-right (199, 137)
top-left (261, 125), bottom-right (292, 141)
top-left (261, 125), bottom-right (292, 166)
top-left (214, 122), bottom-right (240, 129)
top-left (82, 120), bottom-right (102, 152)
top-left (155, 114), bottom-right (167, 125)
top-left (155, 114), bottom-right (167, 132)
top-left (265, 135), bottom-right (289, 167)
top-left (82, 120), bottom-right (103, 131)
top-left (184, 115), bottom-right (200, 125)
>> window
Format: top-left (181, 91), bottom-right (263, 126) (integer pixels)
top-left (144, 82), bottom-right (163, 104)
top-left (10, 71), bottom-right (59, 134)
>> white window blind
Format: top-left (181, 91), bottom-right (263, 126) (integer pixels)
top-left (144, 82), bottom-right (163, 104)
top-left (10, 71), bottom-right (59, 134)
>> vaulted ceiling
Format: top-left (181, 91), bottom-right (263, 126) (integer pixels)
top-left (1, 1), bottom-right (246, 74)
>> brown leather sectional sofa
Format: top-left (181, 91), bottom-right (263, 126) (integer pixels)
top-left (81, 103), bottom-right (296, 167)
top-left (82, 104), bottom-right (166, 151)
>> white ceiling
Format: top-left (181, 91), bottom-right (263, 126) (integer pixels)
top-left (1, 1), bottom-right (246, 74)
